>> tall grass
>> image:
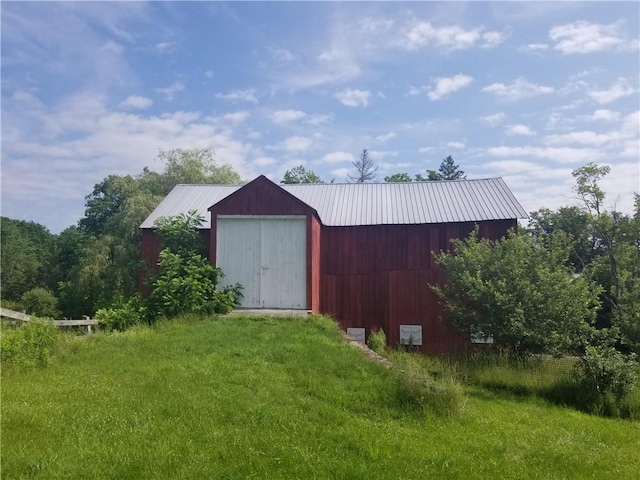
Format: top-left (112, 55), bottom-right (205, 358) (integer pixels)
top-left (2, 315), bottom-right (639, 479)
top-left (1, 318), bottom-right (58, 371)
top-left (438, 350), bottom-right (640, 419)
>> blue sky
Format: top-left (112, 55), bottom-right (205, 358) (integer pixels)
top-left (2, 1), bottom-right (639, 233)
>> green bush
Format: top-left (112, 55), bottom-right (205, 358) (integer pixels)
top-left (367, 328), bottom-right (387, 355)
top-left (20, 287), bottom-right (60, 319)
top-left (95, 296), bottom-right (145, 332)
top-left (574, 346), bottom-right (638, 417)
top-left (1, 318), bottom-right (58, 370)
top-left (147, 250), bottom-right (243, 321)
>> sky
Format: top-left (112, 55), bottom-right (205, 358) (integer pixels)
top-left (1, 1), bottom-right (639, 233)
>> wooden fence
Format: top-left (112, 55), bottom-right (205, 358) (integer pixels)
top-left (0, 307), bottom-right (98, 334)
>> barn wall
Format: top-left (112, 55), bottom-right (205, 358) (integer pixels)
top-left (320, 219), bottom-right (516, 354)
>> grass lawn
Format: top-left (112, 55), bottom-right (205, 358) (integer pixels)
top-left (2, 315), bottom-right (639, 479)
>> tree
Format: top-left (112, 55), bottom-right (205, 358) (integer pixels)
top-left (437, 155), bottom-right (466, 180)
top-left (433, 229), bottom-right (601, 356)
top-left (0, 218), bottom-right (56, 300)
top-left (146, 148), bottom-right (243, 196)
top-left (384, 173), bottom-right (412, 183)
top-left (349, 149), bottom-right (378, 183)
top-left (21, 287), bottom-right (60, 319)
top-left (528, 206), bottom-right (595, 271)
top-left (281, 165), bottom-right (324, 184)
top-left (415, 170), bottom-right (439, 182)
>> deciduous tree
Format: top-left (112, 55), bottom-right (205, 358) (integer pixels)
top-left (384, 173), bottom-right (412, 182)
top-left (281, 165), bottom-right (324, 184)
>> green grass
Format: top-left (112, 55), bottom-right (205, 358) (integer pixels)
top-left (2, 315), bottom-right (640, 479)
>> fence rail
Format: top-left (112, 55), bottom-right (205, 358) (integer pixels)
top-left (1, 307), bottom-right (98, 333)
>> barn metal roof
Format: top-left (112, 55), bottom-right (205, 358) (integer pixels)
top-left (140, 178), bottom-right (528, 229)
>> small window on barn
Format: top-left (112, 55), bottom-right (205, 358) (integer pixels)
top-left (471, 332), bottom-right (494, 344)
top-left (399, 325), bottom-right (422, 346)
top-left (347, 328), bottom-right (366, 344)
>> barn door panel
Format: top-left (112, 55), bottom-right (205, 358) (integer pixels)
top-left (216, 218), bottom-right (261, 307)
top-left (217, 216), bottom-right (306, 309)
top-left (259, 218), bottom-right (306, 309)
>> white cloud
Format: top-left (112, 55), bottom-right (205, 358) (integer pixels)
top-left (270, 48), bottom-right (296, 62)
top-left (305, 114), bottom-right (333, 126)
top-left (270, 109), bottom-right (306, 124)
top-left (155, 81), bottom-right (184, 100)
top-left (214, 88), bottom-right (259, 104)
top-left (359, 17), bottom-right (394, 34)
top-left (427, 74), bottom-right (473, 101)
top-left (549, 21), bottom-right (638, 54)
top-left (588, 78), bottom-right (635, 104)
top-left (254, 156), bottom-right (277, 167)
top-left (526, 43), bottom-right (549, 51)
top-left (1, 92), bottom-right (257, 231)
top-left (481, 31), bottom-right (508, 49)
top-left (583, 109), bottom-right (621, 122)
top-left (322, 151), bottom-right (354, 163)
top-left (154, 42), bottom-right (174, 53)
top-left (544, 130), bottom-right (620, 147)
top-left (281, 136), bottom-right (312, 152)
top-left (223, 111), bottom-right (250, 123)
top-left (483, 77), bottom-right (554, 100)
top-left (369, 150), bottom-right (398, 160)
top-left (334, 88), bottom-right (371, 107)
top-left (375, 132), bottom-right (396, 143)
top-left (330, 167), bottom-right (351, 179)
top-left (119, 95), bottom-right (152, 110)
top-left (486, 145), bottom-right (605, 163)
top-left (447, 141), bottom-right (465, 149)
top-left (402, 21), bottom-right (505, 51)
top-left (480, 112), bottom-right (506, 126)
top-left (418, 146), bottom-right (438, 153)
top-left (506, 124), bottom-right (537, 136)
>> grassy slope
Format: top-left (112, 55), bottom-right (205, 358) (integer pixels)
top-left (2, 315), bottom-right (639, 479)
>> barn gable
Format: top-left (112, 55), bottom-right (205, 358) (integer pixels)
top-left (140, 176), bottom-right (527, 354)
top-left (209, 176), bottom-right (321, 312)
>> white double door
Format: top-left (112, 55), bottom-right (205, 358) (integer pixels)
top-left (216, 216), bottom-right (307, 309)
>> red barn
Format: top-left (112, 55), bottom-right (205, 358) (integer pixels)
top-left (140, 175), bottom-right (527, 354)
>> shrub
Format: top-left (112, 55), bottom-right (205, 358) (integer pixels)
top-left (367, 328), bottom-right (387, 355)
top-left (95, 296), bottom-right (145, 332)
top-left (147, 250), bottom-right (243, 321)
top-left (20, 287), bottom-right (60, 319)
top-left (1, 318), bottom-right (58, 370)
top-left (574, 346), bottom-right (638, 417)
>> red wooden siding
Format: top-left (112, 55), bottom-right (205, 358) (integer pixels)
top-left (209, 176), bottom-right (321, 311)
top-left (319, 219), bottom-right (516, 354)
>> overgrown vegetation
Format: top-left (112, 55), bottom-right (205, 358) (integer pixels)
top-left (433, 228), bottom-right (601, 356)
top-left (1, 318), bottom-right (59, 371)
top-left (3, 315), bottom-right (639, 479)
top-left (367, 327), bottom-right (387, 355)
top-left (432, 163), bottom-right (639, 416)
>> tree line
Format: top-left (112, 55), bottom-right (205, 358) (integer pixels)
top-left (281, 150), bottom-right (465, 184)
